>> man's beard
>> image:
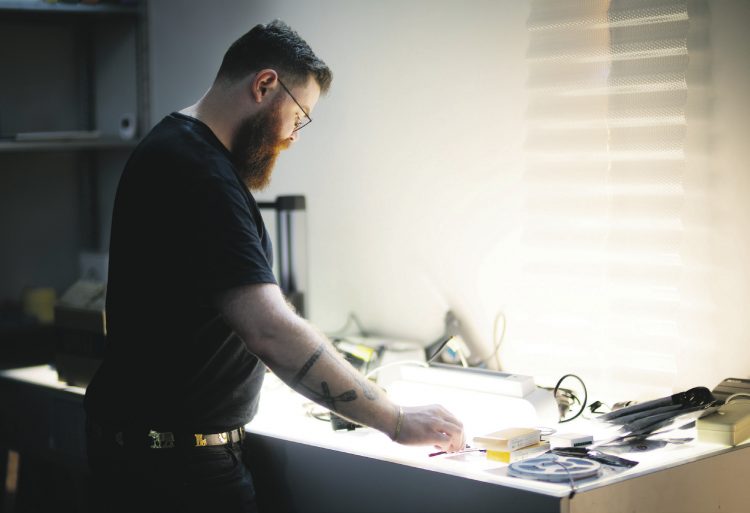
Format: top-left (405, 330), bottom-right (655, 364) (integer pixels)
top-left (231, 100), bottom-right (289, 191)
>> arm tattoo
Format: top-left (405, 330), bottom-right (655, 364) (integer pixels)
top-left (290, 343), bottom-right (324, 389)
top-left (289, 342), bottom-right (378, 412)
top-left (316, 381), bottom-right (358, 411)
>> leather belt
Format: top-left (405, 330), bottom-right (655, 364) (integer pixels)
top-left (111, 426), bottom-right (245, 449)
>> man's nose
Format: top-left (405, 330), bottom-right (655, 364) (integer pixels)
top-left (289, 131), bottom-right (299, 144)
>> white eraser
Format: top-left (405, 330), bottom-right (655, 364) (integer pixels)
top-left (548, 433), bottom-right (593, 448)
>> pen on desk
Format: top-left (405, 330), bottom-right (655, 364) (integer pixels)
top-left (429, 447), bottom-right (486, 457)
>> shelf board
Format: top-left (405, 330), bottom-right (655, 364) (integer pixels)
top-left (0, 137), bottom-right (139, 152)
top-left (0, 1), bottom-right (140, 16)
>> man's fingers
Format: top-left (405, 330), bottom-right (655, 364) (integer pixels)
top-left (427, 404), bottom-right (465, 451)
top-left (397, 404), bottom-right (465, 451)
top-left (434, 431), bottom-right (452, 451)
top-left (437, 417), bottom-right (464, 438)
top-left (435, 427), bottom-right (465, 452)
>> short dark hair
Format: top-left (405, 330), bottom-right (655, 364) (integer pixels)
top-left (216, 20), bottom-right (332, 94)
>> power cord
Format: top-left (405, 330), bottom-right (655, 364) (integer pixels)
top-left (508, 455), bottom-right (577, 499)
top-left (725, 393), bottom-right (750, 404)
top-left (304, 403), bottom-right (331, 423)
top-left (305, 403), bottom-right (361, 431)
top-left (477, 311), bottom-right (506, 369)
top-left (553, 374), bottom-right (588, 423)
top-left (550, 456), bottom-right (578, 499)
top-left (582, 400), bottom-right (611, 420)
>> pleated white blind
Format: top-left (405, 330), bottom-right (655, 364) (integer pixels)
top-left (509, 0), bottom-right (693, 398)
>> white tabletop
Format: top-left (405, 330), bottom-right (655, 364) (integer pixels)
top-left (247, 372), bottom-right (743, 499)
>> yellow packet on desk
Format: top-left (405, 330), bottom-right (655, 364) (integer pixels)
top-left (486, 441), bottom-right (550, 463)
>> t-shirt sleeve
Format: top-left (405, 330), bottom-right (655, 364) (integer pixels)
top-left (188, 167), bottom-right (277, 292)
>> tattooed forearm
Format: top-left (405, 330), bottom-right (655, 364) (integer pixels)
top-left (331, 354), bottom-right (378, 400)
top-left (317, 381), bottom-right (358, 411)
top-left (290, 343), bottom-right (325, 388)
top-left (289, 341), bottom-right (379, 413)
top-left (298, 381), bottom-right (358, 412)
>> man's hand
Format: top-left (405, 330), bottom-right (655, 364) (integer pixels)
top-left (396, 404), bottom-right (465, 452)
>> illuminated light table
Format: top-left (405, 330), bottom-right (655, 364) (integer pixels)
top-left (1, 366), bottom-right (749, 513)
top-left (247, 373), bottom-right (750, 513)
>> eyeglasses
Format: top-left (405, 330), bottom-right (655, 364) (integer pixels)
top-left (278, 78), bottom-right (312, 133)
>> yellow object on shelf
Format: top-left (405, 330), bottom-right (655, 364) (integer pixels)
top-left (22, 287), bottom-right (56, 324)
top-left (486, 441), bottom-right (550, 463)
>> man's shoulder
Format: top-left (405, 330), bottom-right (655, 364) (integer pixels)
top-left (140, 114), bottom-right (222, 159)
top-left (126, 114), bottom-right (235, 185)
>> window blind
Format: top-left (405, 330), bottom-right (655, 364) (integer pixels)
top-left (507, 0), bottom-right (696, 398)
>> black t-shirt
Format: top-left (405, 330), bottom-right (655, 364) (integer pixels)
top-left (84, 113), bottom-right (277, 433)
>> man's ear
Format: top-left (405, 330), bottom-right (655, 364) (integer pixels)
top-left (251, 69), bottom-right (279, 103)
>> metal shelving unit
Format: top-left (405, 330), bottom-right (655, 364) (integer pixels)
top-left (0, 0), bottom-right (149, 287)
top-left (0, 0), bottom-right (139, 16)
top-left (0, 137), bottom-right (139, 152)
top-left (0, 0), bottom-right (150, 153)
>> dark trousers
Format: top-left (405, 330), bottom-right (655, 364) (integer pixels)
top-left (86, 419), bottom-right (259, 513)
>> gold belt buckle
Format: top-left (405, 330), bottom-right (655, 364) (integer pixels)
top-left (194, 434), bottom-right (208, 447)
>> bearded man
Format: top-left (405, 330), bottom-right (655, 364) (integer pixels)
top-left (83, 20), bottom-right (464, 513)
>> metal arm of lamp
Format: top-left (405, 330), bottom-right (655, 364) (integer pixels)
top-left (257, 195), bottom-right (308, 317)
